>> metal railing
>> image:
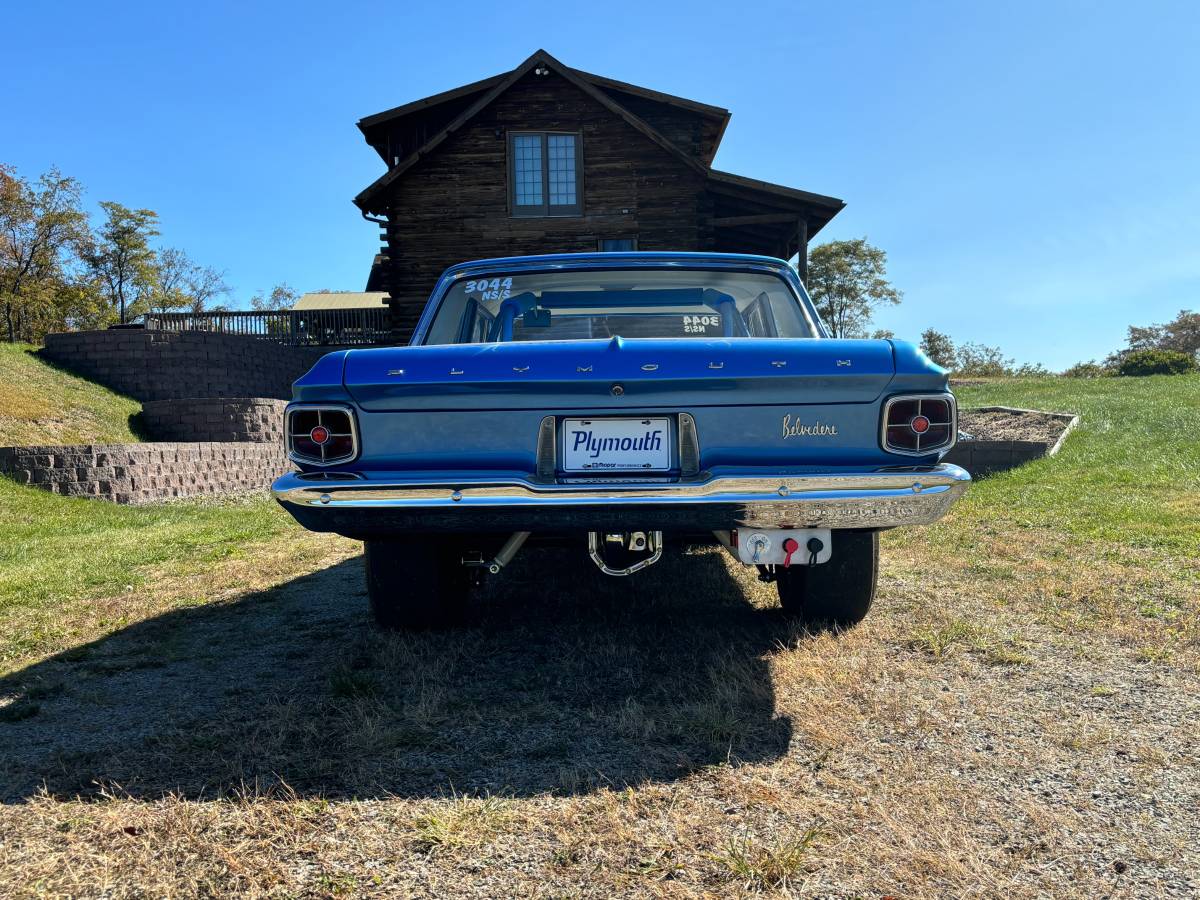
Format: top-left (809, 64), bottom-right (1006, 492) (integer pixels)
top-left (142, 308), bottom-right (390, 346)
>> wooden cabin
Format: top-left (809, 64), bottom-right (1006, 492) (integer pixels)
top-left (354, 49), bottom-right (845, 341)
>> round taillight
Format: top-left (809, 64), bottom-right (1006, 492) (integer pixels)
top-left (910, 415), bottom-right (931, 434)
top-left (310, 425), bottom-right (330, 445)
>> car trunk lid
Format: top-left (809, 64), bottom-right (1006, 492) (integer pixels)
top-left (343, 337), bottom-right (896, 411)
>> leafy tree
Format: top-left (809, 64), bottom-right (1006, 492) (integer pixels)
top-left (919, 328), bottom-right (957, 369)
top-left (82, 202), bottom-right (159, 324)
top-left (250, 283), bottom-right (299, 312)
top-left (806, 238), bottom-right (901, 338)
top-left (1125, 310), bottom-right (1199, 358)
top-left (147, 247), bottom-right (229, 315)
top-left (185, 264), bottom-right (230, 314)
top-left (1105, 309), bottom-right (1200, 369)
top-left (0, 165), bottom-right (90, 342)
top-left (147, 246), bottom-right (193, 314)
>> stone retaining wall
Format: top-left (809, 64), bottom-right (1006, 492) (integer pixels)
top-left (41, 330), bottom-right (335, 402)
top-left (0, 443), bottom-right (291, 504)
top-left (140, 398), bottom-right (288, 443)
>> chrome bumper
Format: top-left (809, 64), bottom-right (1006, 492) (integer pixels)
top-left (272, 464), bottom-right (970, 536)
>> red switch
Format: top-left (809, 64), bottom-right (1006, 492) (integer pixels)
top-left (782, 538), bottom-right (799, 568)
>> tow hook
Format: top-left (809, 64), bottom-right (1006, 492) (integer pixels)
top-left (587, 531), bottom-right (663, 576)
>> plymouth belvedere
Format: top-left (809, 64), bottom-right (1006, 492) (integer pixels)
top-left (272, 253), bottom-right (970, 629)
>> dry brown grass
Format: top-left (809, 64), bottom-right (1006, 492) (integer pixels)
top-left (1, 516), bottom-right (1197, 898)
top-left (0, 344), bottom-right (142, 446)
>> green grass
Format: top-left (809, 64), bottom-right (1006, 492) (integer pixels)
top-left (0, 370), bottom-right (1194, 669)
top-left (711, 828), bottom-right (824, 889)
top-left (0, 343), bottom-right (142, 445)
top-left (0, 479), bottom-right (303, 667)
top-left (950, 374), bottom-right (1200, 558)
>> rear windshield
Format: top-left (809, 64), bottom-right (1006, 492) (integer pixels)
top-left (422, 268), bottom-right (817, 345)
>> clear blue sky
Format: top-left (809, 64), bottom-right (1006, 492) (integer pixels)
top-left (7, 0), bottom-right (1198, 368)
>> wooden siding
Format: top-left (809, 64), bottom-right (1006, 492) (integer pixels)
top-left (364, 91), bottom-right (487, 165)
top-left (379, 70), bottom-right (713, 340)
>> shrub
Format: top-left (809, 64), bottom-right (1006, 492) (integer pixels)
top-left (954, 341), bottom-right (1050, 378)
top-left (1062, 360), bottom-right (1111, 378)
top-left (1116, 349), bottom-right (1199, 377)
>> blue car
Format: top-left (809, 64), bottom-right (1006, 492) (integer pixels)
top-left (273, 252), bottom-right (969, 629)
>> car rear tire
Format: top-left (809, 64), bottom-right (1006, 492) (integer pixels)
top-left (776, 530), bottom-right (878, 628)
top-left (364, 538), bottom-right (470, 630)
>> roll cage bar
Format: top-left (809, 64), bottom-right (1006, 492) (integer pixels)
top-left (457, 287), bottom-right (761, 343)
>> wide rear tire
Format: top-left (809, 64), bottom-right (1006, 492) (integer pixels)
top-left (776, 530), bottom-right (878, 628)
top-left (364, 539), bottom-right (470, 630)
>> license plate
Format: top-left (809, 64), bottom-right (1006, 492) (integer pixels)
top-left (561, 417), bottom-right (672, 472)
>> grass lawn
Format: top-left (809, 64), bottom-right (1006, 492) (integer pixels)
top-left (0, 344), bottom-right (143, 445)
top-left (951, 373), bottom-right (1200, 555)
top-left (0, 373), bottom-right (1196, 898)
top-left (0, 481), bottom-right (352, 669)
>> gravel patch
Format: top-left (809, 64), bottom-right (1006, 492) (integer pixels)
top-left (0, 541), bottom-right (1196, 897)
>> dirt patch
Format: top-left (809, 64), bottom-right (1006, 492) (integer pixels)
top-left (960, 408), bottom-right (1073, 443)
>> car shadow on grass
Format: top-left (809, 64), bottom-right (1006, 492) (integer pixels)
top-left (0, 545), bottom-right (799, 802)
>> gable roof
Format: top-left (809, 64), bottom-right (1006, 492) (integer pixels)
top-left (357, 58), bottom-right (729, 142)
top-left (354, 49), bottom-right (715, 214)
top-left (570, 67), bottom-right (730, 120)
top-left (357, 72), bottom-right (506, 130)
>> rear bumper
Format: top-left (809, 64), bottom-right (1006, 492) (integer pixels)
top-left (272, 464), bottom-right (971, 536)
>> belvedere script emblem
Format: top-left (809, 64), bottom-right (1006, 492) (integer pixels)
top-left (781, 414), bottom-right (839, 439)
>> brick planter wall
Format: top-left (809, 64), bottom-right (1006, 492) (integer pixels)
top-left (942, 440), bottom-right (1055, 477)
top-left (0, 443), bottom-right (291, 504)
top-left (140, 398), bottom-right (288, 443)
top-left (943, 407), bottom-right (1080, 477)
top-left (41, 330), bottom-right (338, 402)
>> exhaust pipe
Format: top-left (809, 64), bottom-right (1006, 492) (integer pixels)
top-left (487, 531), bottom-right (531, 574)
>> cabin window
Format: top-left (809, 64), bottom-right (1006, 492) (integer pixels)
top-left (599, 237), bottom-right (638, 251)
top-left (509, 132), bottom-right (582, 216)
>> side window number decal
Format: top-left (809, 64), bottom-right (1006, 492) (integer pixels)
top-left (682, 314), bottom-right (720, 334)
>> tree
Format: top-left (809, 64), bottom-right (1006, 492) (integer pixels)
top-left (0, 165), bottom-right (89, 342)
top-left (147, 246), bottom-right (192, 314)
top-left (185, 265), bottom-right (230, 314)
top-left (250, 283), bottom-right (299, 312)
top-left (82, 201), bottom-right (159, 324)
top-left (1126, 310), bottom-right (1200, 358)
top-left (920, 328), bottom-right (957, 369)
top-left (805, 238), bottom-right (901, 338)
top-left (147, 247), bottom-right (230, 315)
